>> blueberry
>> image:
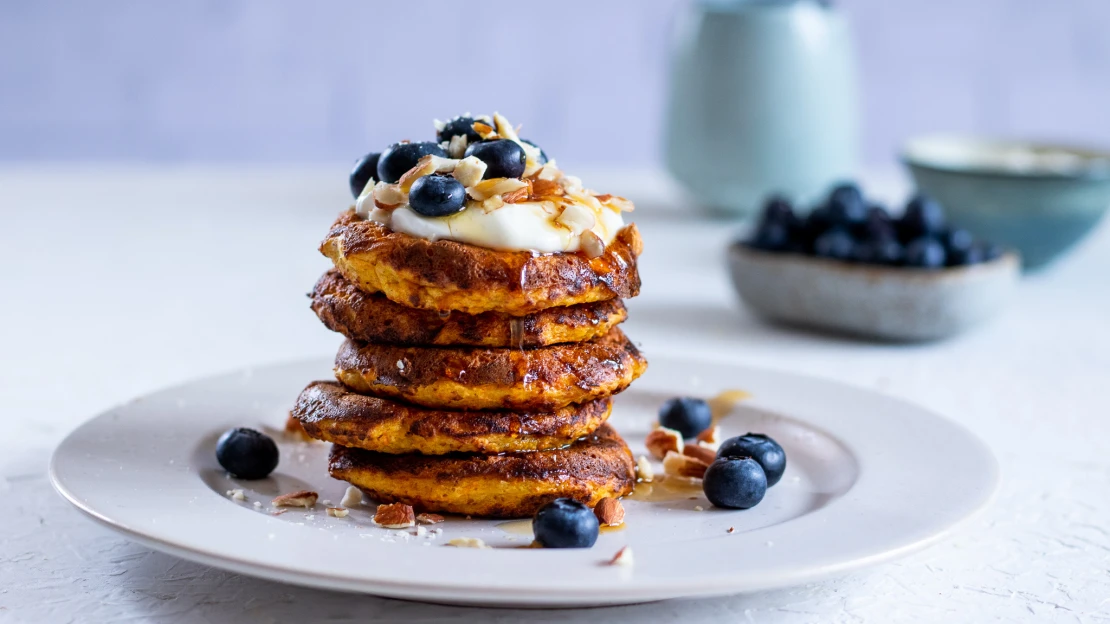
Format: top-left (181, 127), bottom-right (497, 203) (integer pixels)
top-left (861, 205), bottom-right (897, 240)
top-left (408, 175), bottom-right (467, 217)
top-left (349, 152), bottom-right (381, 199)
top-left (437, 115), bottom-right (486, 144)
top-left (904, 236), bottom-right (948, 268)
top-left (658, 397), bottom-right (712, 439)
top-left (703, 457), bottom-right (767, 509)
top-left (800, 206), bottom-right (834, 250)
top-left (853, 238), bottom-right (904, 265)
top-left (717, 433), bottom-right (786, 486)
top-left (942, 228), bottom-right (976, 266)
top-left (377, 142), bottom-right (448, 184)
top-left (948, 244), bottom-right (985, 266)
top-left (826, 183), bottom-right (867, 225)
top-left (532, 498), bottom-right (599, 548)
top-left (215, 427), bottom-right (279, 480)
top-left (464, 139), bottom-right (527, 179)
top-left (900, 194), bottom-right (946, 239)
top-left (521, 139), bottom-right (548, 165)
top-left (760, 195), bottom-right (795, 225)
top-left (981, 242), bottom-right (1004, 261)
top-left (749, 221), bottom-right (790, 252)
top-left (813, 227), bottom-right (856, 261)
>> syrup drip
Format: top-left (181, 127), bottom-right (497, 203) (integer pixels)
top-left (627, 477), bottom-right (705, 503)
top-left (707, 389), bottom-right (752, 422)
top-left (509, 318), bottom-right (525, 350)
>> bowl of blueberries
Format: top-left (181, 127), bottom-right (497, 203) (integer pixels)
top-left (729, 182), bottom-right (1020, 341)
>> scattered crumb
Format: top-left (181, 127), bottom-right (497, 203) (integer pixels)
top-left (326, 507), bottom-right (349, 518)
top-left (694, 505), bottom-right (704, 512)
top-left (727, 527), bottom-right (735, 534)
top-left (272, 490), bottom-right (318, 508)
top-left (322, 499), bottom-right (332, 506)
top-left (341, 485), bottom-right (363, 508)
top-left (447, 537), bottom-right (489, 549)
top-left (225, 489), bottom-right (247, 502)
top-left (416, 513), bottom-right (445, 525)
top-left (607, 546), bottom-right (634, 567)
top-left (412, 525), bottom-right (427, 537)
top-left (253, 501), bottom-right (262, 508)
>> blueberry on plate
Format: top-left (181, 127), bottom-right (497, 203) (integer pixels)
top-left (408, 175), bottom-right (467, 217)
top-left (349, 152), bottom-right (380, 199)
top-left (437, 115), bottom-right (486, 144)
top-left (904, 236), bottom-right (948, 268)
top-left (717, 433), bottom-right (786, 486)
top-left (703, 457), bottom-right (767, 509)
top-left (826, 182), bottom-right (867, 225)
top-left (861, 204), bottom-right (897, 241)
top-left (813, 227), bottom-right (856, 261)
top-left (854, 237), bottom-right (904, 266)
top-left (900, 194), bottom-right (946, 239)
top-left (216, 427), bottom-right (279, 480)
top-left (800, 205), bottom-right (834, 250)
top-left (464, 139), bottom-right (527, 179)
top-left (749, 220), bottom-right (791, 252)
top-left (521, 139), bottom-right (548, 165)
top-left (377, 142), bottom-right (448, 184)
top-left (658, 397), bottom-right (712, 439)
top-left (532, 498), bottom-right (599, 548)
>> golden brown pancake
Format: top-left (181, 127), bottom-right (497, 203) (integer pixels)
top-left (328, 423), bottom-right (636, 518)
top-left (310, 269), bottom-right (627, 348)
top-left (333, 328), bottom-right (647, 411)
top-left (292, 380), bottom-right (611, 454)
top-left (320, 209), bottom-right (642, 315)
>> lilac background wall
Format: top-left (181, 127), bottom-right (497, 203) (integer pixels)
top-left (3, 0), bottom-right (1109, 167)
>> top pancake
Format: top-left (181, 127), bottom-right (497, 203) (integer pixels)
top-left (320, 209), bottom-right (642, 315)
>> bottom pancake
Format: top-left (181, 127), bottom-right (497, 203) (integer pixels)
top-left (293, 380), bottom-right (611, 455)
top-left (328, 423), bottom-right (636, 518)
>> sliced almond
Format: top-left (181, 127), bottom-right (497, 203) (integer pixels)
top-left (556, 203), bottom-right (597, 235)
top-left (373, 182), bottom-right (406, 208)
top-left (607, 545), bottom-right (634, 567)
top-left (272, 490), bottom-right (318, 508)
top-left (529, 178), bottom-right (563, 199)
top-left (326, 507), bottom-right (349, 518)
top-left (594, 497), bottom-right (625, 527)
top-left (683, 443), bottom-right (717, 466)
top-left (579, 231), bottom-right (605, 259)
top-left (663, 451), bottom-right (709, 479)
top-left (452, 156), bottom-right (487, 188)
top-left (537, 162), bottom-right (561, 181)
top-left (501, 181), bottom-right (531, 204)
top-left (473, 121), bottom-right (496, 139)
top-left (481, 195), bottom-right (505, 212)
top-left (448, 134), bottom-right (468, 159)
top-left (644, 426), bottom-right (684, 460)
top-left (696, 425), bottom-right (721, 450)
top-left (416, 513), bottom-right (445, 525)
top-left (467, 177), bottom-right (528, 201)
top-left (374, 502), bottom-right (415, 528)
top-left (636, 455), bottom-right (654, 482)
top-left (492, 112), bottom-right (520, 142)
top-left (397, 156), bottom-right (438, 191)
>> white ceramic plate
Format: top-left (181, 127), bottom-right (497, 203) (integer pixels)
top-left (51, 356), bottom-right (998, 607)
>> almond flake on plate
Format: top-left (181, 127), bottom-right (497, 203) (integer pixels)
top-left (416, 513), bottom-right (445, 525)
top-left (272, 490), bottom-right (318, 508)
top-left (636, 455), bottom-right (654, 482)
top-left (326, 507), bottom-right (349, 518)
top-left (607, 546), bottom-right (634, 567)
top-left (663, 451), bottom-right (709, 479)
top-left (374, 502), bottom-right (415, 528)
top-left (341, 485), bottom-right (363, 508)
top-left (594, 497), bottom-right (625, 527)
top-left (447, 537), bottom-right (490, 549)
top-left (645, 426), bottom-right (684, 460)
top-left (682, 444), bottom-right (717, 466)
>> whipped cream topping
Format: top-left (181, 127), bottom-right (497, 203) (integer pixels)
top-left (354, 113), bottom-right (633, 255)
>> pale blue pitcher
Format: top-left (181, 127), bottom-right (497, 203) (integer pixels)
top-left (664, 0), bottom-right (859, 216)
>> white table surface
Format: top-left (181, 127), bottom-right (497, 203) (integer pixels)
top-left (2, 166), bottom-right (1108, 623)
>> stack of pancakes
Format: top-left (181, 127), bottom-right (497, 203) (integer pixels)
top-left (292, 210), bottom-right (647, 518)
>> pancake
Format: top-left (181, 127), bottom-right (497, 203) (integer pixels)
top-left (328, 423), bottom-right (636, 518)
top-left (292, 380), bottom-right (611, 454)
top-left (333, 328), bottom-right (647, 411)
top-left (320, 209), bottom-right (642, 315)
top-left (310, 269), bottom-right (627, 348)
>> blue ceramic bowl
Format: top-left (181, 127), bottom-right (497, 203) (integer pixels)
top-left (903, 135), bottom-right (1110, 270)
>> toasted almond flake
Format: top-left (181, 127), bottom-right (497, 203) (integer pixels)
top-left (594, 497), bottom-right (625, 527)
top-left (448, 134), bottom-right (468, 159)
top-left (607, 545), bottom-right (634, 567)
top-left (529, 178), bottom-right (563, 199)
top-left (452, 156), bottom-right (487, 187)
top-left (416, 513), bottom-right (445, 525)
top-left (272, 490), bottom-right (318, 508)
top-left (682, 443), bottom-right (717, 465)
top-left (373, 182), bottom-right (406, 207)
top-left (501, 181), bottom-right (531, 204)
top-left (433, 118), bottom-right (446, 132)
top-left (447, 537), bottom-right (490, 549)
top-left (708, 389), bottom-right (752, 421)
top-left (606, 195), bottom-right (636, 212)
top-left (537, 161), bottom-right (561, 181)
top-left (696, 425), bottom-right (721, 450)
top-left (481, 195), bottom-right (505, 212)
top-left (560, 175), bottom-right (583, 192)
top-left (636, 455), bottom-right (654, 482)
top-left (326, 507), bottom-right (349, 518)
top-left (226, 489), bottom-right (247, 501)
top-left (663, 451), bottom-right (709, 479)
top-left (467, 177), bottom-right (528, 201)
top-left (341, 485), bottom-right (363, 508)
top-left (492, 112), bottom-right (520, 142)
top-left (473, 121), bottom-right (496, 139)
top-left (374, 502), bottom-right (415, 528)
top-left (398, 156), bottom-right (438, 191)
top-left (555, 203), bottom-right (597, 235)
top-left (579, 231), bottom-right (605, 258)
top-left (645, 426), bottom-right (684, 460)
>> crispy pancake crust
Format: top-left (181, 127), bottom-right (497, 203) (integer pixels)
top-left (320, 209), bottom-right (643, 315)
top-left (292, 381), bottom-right (611, 454)
top-left (333, 328), bottom-right (647, 411)
top-left (328, 423), bottom-right (636, 518)
top-left (311, 269), bottom-right (627, 348)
